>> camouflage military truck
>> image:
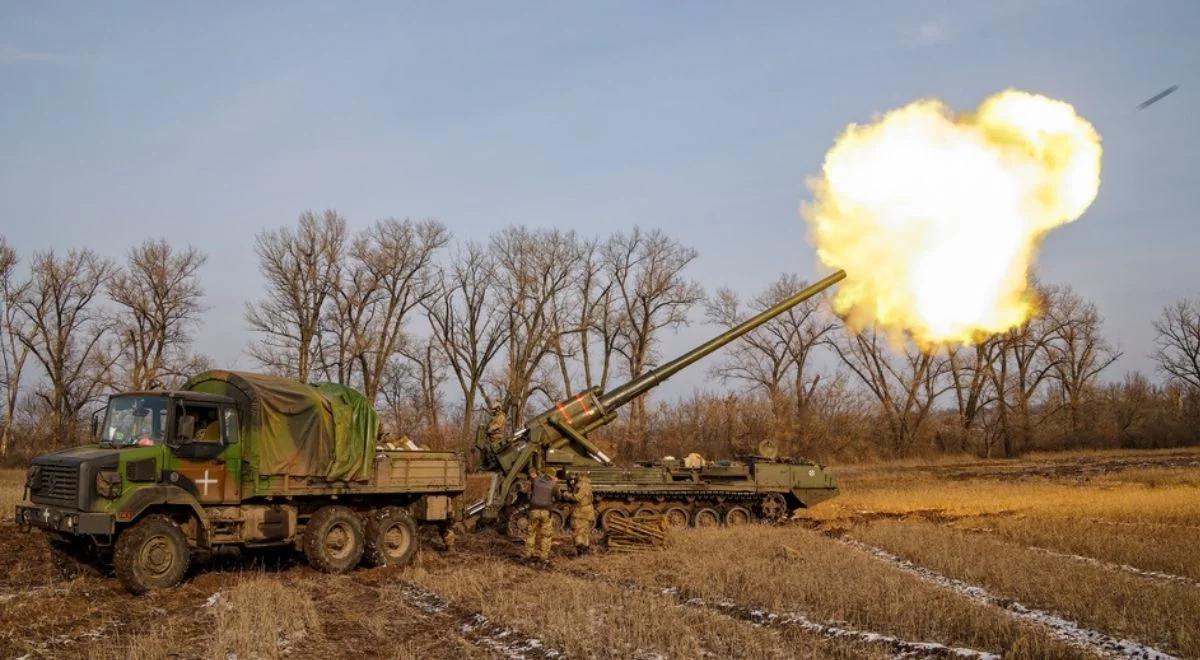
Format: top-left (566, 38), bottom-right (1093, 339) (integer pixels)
top-left (472, 271), bottom-right (845, 535)
top-left (16, 370), bottom-right (464, 593)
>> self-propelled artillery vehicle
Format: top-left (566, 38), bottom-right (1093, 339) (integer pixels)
top-left (472, 270), bottom-right (845, 533)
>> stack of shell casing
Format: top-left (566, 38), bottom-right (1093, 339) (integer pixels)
top-left (605, 514), bottom-right (668, 552)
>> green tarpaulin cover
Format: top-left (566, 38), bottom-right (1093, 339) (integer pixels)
top-left (185, 370), bottom-right (378, 481)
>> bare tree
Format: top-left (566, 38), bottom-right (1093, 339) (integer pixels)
top-left (108, 239), bottom-right (208, 389)
top-left (14, 249), bottom-right (116, 443)
top-left (0, 238), bottom-right (30, 455)
top-left (246, 210), bottom-right (346, 380)
top-left (943, 336), bottom-right (1002, 451)
top-left (831, 326), bottom-right (950, 455)
top-left (327, 219), bottom-right (449, 401)
top-left (604, 227), bottom-right (702, 439)
top-left (707, 274), bottom-right (838, 419)
top-left (1153, 297), bottom-right (1200, 391)
top-left (426, 242), bottom-right (509, 440)
top-left (1046, 286), bottom-right (1120, 433)
top-left (491, 227), bottom-right (581, 423)
top-left (985, 286), bottom-right (1065, 456)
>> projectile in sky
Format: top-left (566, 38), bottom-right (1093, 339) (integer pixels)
top-left (1137, 85), bottom-right (1179, 110)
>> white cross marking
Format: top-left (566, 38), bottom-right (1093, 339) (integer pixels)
top-left (196, 470), bottom-right (218, 496)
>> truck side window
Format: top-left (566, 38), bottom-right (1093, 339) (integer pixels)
top-left (181, 405), bottom-right (222, 443)
top-left (223, 408), bottom-right (240, 444)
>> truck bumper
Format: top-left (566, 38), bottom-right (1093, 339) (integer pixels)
top-left (15, 502), bottom-right (114, 536)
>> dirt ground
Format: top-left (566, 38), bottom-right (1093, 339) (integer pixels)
top-left (2, 448), bottom-right (1198, 659)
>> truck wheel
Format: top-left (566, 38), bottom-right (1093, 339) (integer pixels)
top-left (304, 506), bottom-right (365, 573)
top-left (113, 515), bottom-right (190, 594)
top-left (363, 507), bottom-right (418, 567)
top-left (47, 538), bottom-right (102, 580)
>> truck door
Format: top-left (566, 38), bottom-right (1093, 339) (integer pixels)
top-left (173, 402), bottom-right (237, 505)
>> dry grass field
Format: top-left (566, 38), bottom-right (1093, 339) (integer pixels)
top-left (1, 448), bottom-right (1198, 659)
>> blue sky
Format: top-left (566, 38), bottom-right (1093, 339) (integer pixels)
top-left (1, 2), bottom-right (1197, 398)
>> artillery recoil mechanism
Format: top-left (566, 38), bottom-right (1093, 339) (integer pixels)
top-left (472, 269), bottom-right (847, 531)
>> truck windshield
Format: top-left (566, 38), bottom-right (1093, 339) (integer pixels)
top-left (102, 396), bottom-right (169, 447)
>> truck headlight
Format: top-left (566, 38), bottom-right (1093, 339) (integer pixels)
top-left (95, 470), bottom-right (122, 499)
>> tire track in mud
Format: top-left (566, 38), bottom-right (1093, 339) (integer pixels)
top-left (552, 564), bottom-right (999, 659)
top-left (945, 523), bottom-right (1200, 590)
top-left (1089, 519), bottom-right (1200, 533)
top-left (378, 578), bottom-right (566, 659)
top-left (1021, 546), bottom-right (1200, 589)
top-left (840, 538), bottom-right (1178, 660)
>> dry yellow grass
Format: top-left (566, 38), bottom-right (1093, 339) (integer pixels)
top-left (585, 526), bottom-right (1086, 659)
top-left (209, 576), bottom-right (321, 660)
top-left (406, 558), bottom-right (882, 659)
top-left (814, 467), bottom-right (1200, 525)
top-left (853, 519), bottom-right (1200, 657)
top-left (0, 469), bottom-right (26, 523)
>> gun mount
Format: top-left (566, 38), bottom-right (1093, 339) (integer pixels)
top-left (472, 269), bottom-right (846, 525)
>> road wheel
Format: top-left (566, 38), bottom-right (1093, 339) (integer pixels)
top-left (724, 506), bottom-right (752, 526)
top-left (113, 515), bottom-right (190, 594)
top-left (692, 507), bottom-right (721, 528)
top-left (633, 506), bottom-right (659, 518)
top-left (363, 507), bottom-right (418, 567)
top-left (760, 493), bottom-right (789, 523)
top-left (506, 511), bottom-right (530, 539)
top-left (599, 507), bottom-right (628, 530)
top-left (664, 506), bottom-right (690, 529)
top-left (303, 506), bottom-right (365, 573)
top-left (550, 509), bottom-right (568, 537)
top-left (48, 537), bottom-right (102, 580)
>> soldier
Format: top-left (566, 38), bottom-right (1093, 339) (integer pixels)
top-left (485, 403), bottom-right (507, 448)
top-left (522, 467), bottom-right (557, 564)
top-left (562, 473), bottom-right (595, 556)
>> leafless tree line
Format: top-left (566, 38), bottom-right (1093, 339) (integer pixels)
top-left (3, 212), bottom-right (1199, 462)
top-left (240, 211), bottom-right (702, 454)
top-left (0, 236), bottom-right (207, 455)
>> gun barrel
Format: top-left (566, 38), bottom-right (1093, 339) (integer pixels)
top-left (599, 269), bottom-right (845, 411)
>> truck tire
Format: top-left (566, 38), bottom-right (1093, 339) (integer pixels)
top-left (113, 515), bottom-right (190, 594)
top-left (48, 537), bottom-right (102, 580)
top-left (303, 506), bottom-right (365, 573)
top-left (363, 506), bottom-right (418, 567)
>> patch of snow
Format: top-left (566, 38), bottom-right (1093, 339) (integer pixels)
top-left (842, 539), bottom-right (1179, 660)
top-left (201, 592), bottom-right (224, 609)
top-left (1024, 546), bottom-right (1200, 589)
top-left (398, 582), bottom-right (564, 659)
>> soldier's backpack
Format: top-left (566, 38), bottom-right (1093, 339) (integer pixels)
top-left (530, 474), bottom-right (555, 509)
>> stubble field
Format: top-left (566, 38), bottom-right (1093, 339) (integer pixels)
top-left (1, 448), bottom-right (1198, 659)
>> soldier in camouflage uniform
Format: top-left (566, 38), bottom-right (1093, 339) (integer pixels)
top-left (486, 403), bottom-right (507, 449)
top-left (562, 473), bottom-right (595, 555)
top-left (522, 468), bottom-right (557, 563)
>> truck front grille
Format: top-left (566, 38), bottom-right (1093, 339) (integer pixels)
top-left (32, 464), bottom-right (79, 505)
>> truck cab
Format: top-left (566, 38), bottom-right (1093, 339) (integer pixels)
top-left (17, 391), bottom-right (243, 584)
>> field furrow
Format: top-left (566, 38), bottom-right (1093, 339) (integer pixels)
top-left (851, 520), bottom-right (1200, 658)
